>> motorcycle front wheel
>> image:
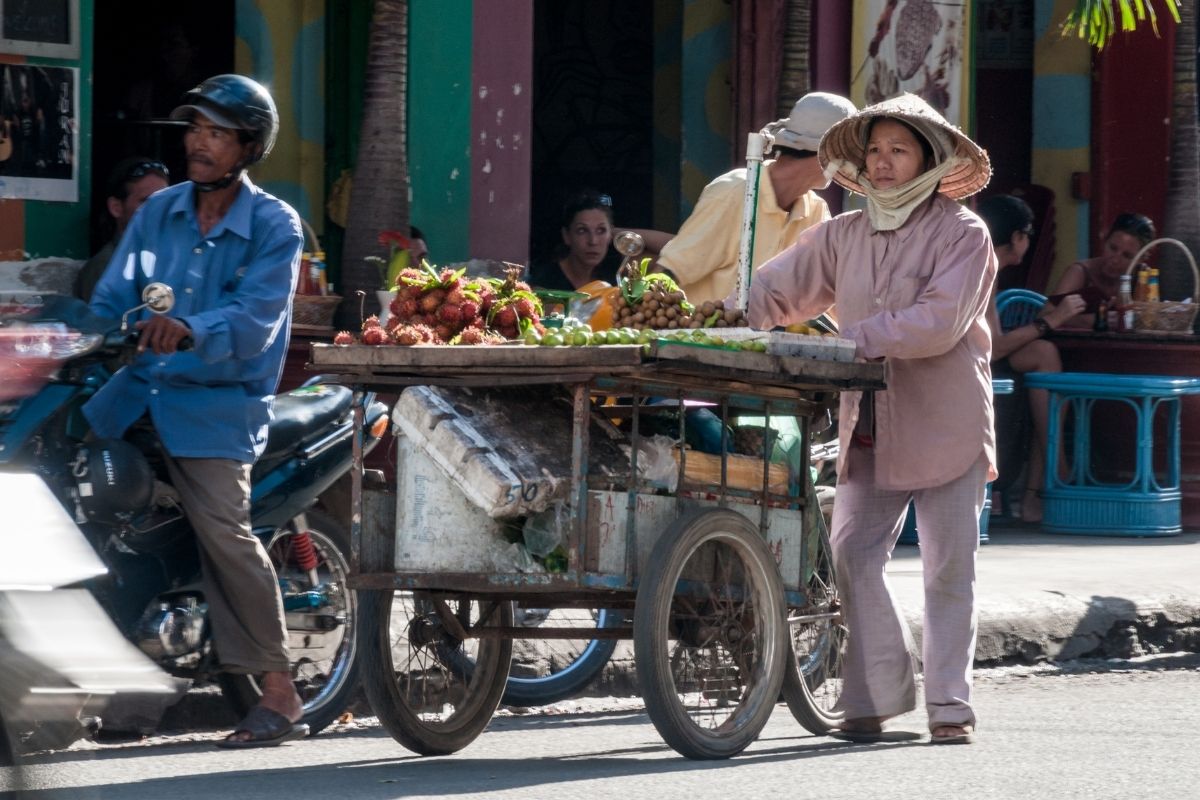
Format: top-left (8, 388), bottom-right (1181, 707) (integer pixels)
top-left (218, 508), bottom-right (359, 736)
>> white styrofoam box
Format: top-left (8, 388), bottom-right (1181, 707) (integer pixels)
top-left (766, 331), bottom-right (857, 362)
top-left (394, 435), bottom-right (528, 572)
top-left (587, 490), bottom-right (803, 593)
top-left (392, 386), bottom-right (561, 519)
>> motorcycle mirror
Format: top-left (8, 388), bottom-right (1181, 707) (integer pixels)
top-left (120, 283), bottom-right (176, 333)
top-left (142, 283), bottom-right (175, 314)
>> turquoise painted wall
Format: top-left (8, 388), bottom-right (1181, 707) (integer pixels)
top-left (409, 0), bottom-right (473, 264)
top-left (22, 3), bottom-right (93, 260)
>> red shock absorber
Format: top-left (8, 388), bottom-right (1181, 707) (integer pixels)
top-left (292, 531), bottom-right (320, 573)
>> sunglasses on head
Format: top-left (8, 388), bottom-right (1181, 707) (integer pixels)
top-left (125, 161), bottom-right (169, 181)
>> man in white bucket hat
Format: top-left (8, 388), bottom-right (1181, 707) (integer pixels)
top-left (745, 93), bottom-right (996, 746)
top-left (655, 91), bottom-right (856, 303)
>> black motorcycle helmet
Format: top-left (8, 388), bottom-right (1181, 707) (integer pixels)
top-left (168, 74), bottom-right (279, 191)
top-left (74, 439), bottom-right (155, 525)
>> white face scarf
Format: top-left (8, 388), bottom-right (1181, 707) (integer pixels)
top-left (859, 156), bottom-right (962, 231)
top-left (854, 116), bottom-right (964, 231)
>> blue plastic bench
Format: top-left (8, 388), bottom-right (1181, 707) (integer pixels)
top-left (1024, 372), bottom-right (1200, 536)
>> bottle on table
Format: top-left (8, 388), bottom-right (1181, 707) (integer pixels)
top-left (1116, 273), bottom-right (1135, 332)
top-left (1147, 268), bottom-right (1161, 302)
top-left (1134, 265), bottom-right (1150, 302)
top-left (1094, 299), bottom-right (1110, 332)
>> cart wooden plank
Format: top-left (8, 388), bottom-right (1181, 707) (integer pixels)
top-left (310, 342), bottom-right (644, 369)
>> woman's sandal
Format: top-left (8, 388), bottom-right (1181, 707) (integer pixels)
top-left (930, 724), bottom-right (975, 745)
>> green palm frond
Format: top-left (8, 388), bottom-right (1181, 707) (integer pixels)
top-left (1062, 0), bottom-right (1182, 48)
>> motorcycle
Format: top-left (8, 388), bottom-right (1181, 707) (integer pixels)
top-left (0, 285), bottom-right (389, 736)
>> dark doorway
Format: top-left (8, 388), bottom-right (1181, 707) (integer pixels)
top-left (529, 0), bottom-right (656, 266)
top-left (89, 1), bottom-right (234, 251)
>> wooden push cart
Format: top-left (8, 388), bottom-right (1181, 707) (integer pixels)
top-left (310, 340), bottom-right (884, 760)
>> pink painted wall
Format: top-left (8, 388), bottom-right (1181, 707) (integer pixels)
top-left (469, 3), bottom-right (534, 263)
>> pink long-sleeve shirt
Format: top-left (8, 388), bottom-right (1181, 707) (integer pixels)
top-left (747, 194), bottom-right (998, 490)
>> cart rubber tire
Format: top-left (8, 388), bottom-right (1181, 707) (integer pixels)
top-left (634, 508), bottom-right (787, 760)
top-left (219, 509), bottom-right (360, 736)
top-left (359, 589), bottom-right (513, 756)
top-left (780, 510), bottom-right (846, 734)
top-left (501, 607), bottom-right (621, 707)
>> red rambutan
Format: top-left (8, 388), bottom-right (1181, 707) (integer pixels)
top-left (332, 330), bottom-right (355, 345)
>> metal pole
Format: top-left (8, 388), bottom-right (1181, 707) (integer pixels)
top-left (735, 132), bottom-right (767, 312)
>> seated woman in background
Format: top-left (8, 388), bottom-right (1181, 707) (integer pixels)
top-left (1050, 211), bottom-right (1156, 328)
top-left (527, 190), bottom-right (623, 291)
top-left (979, 195), bottom-right (1085, 523)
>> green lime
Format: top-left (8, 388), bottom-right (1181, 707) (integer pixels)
top-left (619, 330), bottom-right (635, 345)
top-left (541, 333), bottom-right (563, 347)
top-left (606, 330), bottom-right (623, 345)
top-left (572, 331), bottom-right (590, 347)
top-left (752, 341), bottom-right (767, 352)
top-left (638, 328), bottom-right (657, 344)
top-left (523, 330), bottom-right (541, 346)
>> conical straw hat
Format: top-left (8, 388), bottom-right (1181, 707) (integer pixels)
top-left (818, 93), bottom-right (991, 200)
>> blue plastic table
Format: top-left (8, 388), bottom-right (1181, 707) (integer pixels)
top-left (1024, 372), bottom-right (1200, 537)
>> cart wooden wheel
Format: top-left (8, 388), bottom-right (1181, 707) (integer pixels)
top-left (359, 589), bottom-right (513, 755)
top-left (780, 510), bottom-right (847, 734)
top-left (633, 508), bottom-right (787, 760)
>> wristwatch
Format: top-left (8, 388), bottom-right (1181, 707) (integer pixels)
top-left (1033, 318), bottom-right (1051, 337)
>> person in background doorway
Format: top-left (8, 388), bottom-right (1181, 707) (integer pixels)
top-left (655, 92), bottom-right (857, 303)
top-left (75, 157), bottom-right (170, 302)
top-left (527, 189), bottom-right (622, 291)
top-left (978, 195), bottom-right (1084, 524)
top-left (1050, 211), bottom-right (1156, 328)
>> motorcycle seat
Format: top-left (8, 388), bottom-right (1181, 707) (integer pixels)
top-left (262, 384), bottom-right (353, 461)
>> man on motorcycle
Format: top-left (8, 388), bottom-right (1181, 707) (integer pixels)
top-left (84, 74), bottom-right (307, 748)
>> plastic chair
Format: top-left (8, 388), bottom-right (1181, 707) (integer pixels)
top-left (996, 288), bottom-right (1048, 333)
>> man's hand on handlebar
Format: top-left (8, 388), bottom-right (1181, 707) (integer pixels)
top-left (135, 316), bottom-right (192, 354)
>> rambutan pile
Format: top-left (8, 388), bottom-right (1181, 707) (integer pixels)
top-left (387, 262), bottom-right (488, 344)
top-left (486, 266), bottom-right (545, 340)
top-left (328, 262), bottom-right (542, 346)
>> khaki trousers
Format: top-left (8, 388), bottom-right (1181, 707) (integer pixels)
top-left (830, 444), bottom-right (986, 730)
top-left (162, 455), bottom-right (291, 673)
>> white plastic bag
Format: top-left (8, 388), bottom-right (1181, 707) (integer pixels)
top-left (635, 434), bottom-right (679, 492)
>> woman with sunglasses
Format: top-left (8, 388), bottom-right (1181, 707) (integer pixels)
top-left (75, 157), bottom-right (170, 301)
top-left (527, 190), bottom-right (623, 291)
top-left (1049, 212), bottom-right (1156, 327)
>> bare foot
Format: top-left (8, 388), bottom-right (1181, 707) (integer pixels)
top-left (1020, 488), bottom-right (1042, 523)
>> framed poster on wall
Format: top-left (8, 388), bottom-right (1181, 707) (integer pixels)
top-left (0, 64), bottom-right (78, 201)
top-left (0, 0), bottom-right (80, 59)
top-left (849, 0), bottom-right (972, 132)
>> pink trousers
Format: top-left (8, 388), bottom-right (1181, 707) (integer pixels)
top-left (830, 444), bottom-right (987, 730)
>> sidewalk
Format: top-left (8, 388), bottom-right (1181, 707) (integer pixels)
top-left (890, 519), bottom-right (1200, 664)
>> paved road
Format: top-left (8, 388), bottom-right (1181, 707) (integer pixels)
top-left (6, 654), bottom-right (1198, 800)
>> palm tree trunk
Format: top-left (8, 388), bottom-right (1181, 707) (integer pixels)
top-left (777, 0), bottom-right (811, 118)
top-left (337, 0), bottom-right (410, 328)
top-left (1160, 1), bottom-right (1199, 307)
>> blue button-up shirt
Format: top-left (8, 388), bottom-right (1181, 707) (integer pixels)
top-left (84, 175), bottom-right (303, 463)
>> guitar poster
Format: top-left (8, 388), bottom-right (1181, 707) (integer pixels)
top-left (850, 0), bottom-right (972, 132)
top-left (0, 64), bottom-right (78, 201)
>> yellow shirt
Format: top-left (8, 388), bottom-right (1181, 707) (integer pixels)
top-left (657, 161), bottom-right (830, 303)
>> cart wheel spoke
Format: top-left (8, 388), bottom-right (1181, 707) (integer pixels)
top-left (781, 508), bottom-right (847, 734)
top-left (360, 590), bottom-right (512, 756)
top-left (635, 509), bottom-right (786, 760)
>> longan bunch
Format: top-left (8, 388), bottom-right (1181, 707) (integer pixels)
top-left (610, 290), bottom-right (746, 331)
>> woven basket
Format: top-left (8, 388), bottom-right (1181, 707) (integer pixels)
top-left (291, 218), bottom-right (341, 328)
top-left (293, 293), bottom-right (342, 328)
top-left (1125, 238), bottom-right (1199, 333)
